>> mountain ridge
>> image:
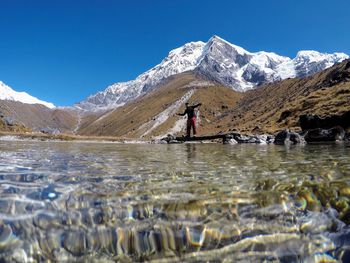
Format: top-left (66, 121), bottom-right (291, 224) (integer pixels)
top-left (0, 81), bottom-right (55, 109)
top-left (77, 35), bottom-right (348, 111)
top-left (77, 59), bottom-right (350, 138)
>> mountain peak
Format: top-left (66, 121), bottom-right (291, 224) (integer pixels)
top-left (208, 35), bottom-right (225, 42)
top-left (206, 35), bottom-right (250, 56)
top-left (168, 41), bottom-right (205, 56)
top-left (77, 36), bottom-right (349, 111)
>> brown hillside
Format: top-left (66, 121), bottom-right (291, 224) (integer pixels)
top-left (0, 101), bottom-right (78, 133)
top-left (78, 72), bottom-right (242, 138)
top-left (78, 60), bottom-right (350, 138)
top-left (208, 60), bottom-right (350, 134)
top-left (2, 60), bottom-right (349, 138)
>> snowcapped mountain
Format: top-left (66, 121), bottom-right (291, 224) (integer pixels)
top-left (77, 41), bottom-right (206, 110)
top-left (77, 35), bottom-right (348, 110)
top-left (0, 81), bottom-right (55, 109)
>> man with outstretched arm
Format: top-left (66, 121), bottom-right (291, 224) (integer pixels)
top-left (177, 102), bottom-right (202, 137)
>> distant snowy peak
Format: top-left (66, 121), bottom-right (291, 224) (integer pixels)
top-left (291, 50), bottom-right (348, 78)
top-left (0, 81), bottom-right (55, 109)
top-left (295, 50), bottom-right (348, 62)
top-left (196, 36), bottom-right (348, 90)
top-left (78, 35), bottom-right (349, 110)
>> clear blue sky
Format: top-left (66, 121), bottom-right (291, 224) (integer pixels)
top-left (0, 0), bottom-right (349, 106)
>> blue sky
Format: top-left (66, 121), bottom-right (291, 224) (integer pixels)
top-left (0, 0), bottom-right (349, 106)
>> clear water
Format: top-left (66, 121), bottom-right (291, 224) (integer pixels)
top-left (0, 140), bottom-right (350, 262)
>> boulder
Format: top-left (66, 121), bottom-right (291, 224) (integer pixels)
top-left (160, 134), bottom-right (186, 144)
top-left (346, 133), bottom-right (350, 142)
top-left (222, 134), bottom-right (237, 144)
top-left (299, 111), bottom-right (350, 131)
top-left (233, 134), bottom-right (259, 143)
top-left (231, 133), bottom-right (273, 144)
top-left (4, 117), bottom-right (15, 126)
top-left (274, 129), bottom-right (305, 145)
top-left (40, 128), bottom-right (61, 135)
top-left (266, 135), bottom-right (275, 143)
top-left (304, 126), bottom-right (346, 142)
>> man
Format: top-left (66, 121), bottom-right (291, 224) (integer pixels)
top-left (177, 102), bottom-right (202, 137)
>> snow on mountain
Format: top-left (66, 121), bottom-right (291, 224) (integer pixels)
top-left (78, 35), bottom-right (349, 110)
top-left (0, 81), bottom-right (55, 109)
top-left (77, 41), bottom-right (205, 111)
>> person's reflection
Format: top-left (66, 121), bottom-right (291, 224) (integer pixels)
top-left (186, 143), bottom-right (197, 160)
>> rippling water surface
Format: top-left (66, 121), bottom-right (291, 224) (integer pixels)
top-left (0, 140), bottom-right (350, 262)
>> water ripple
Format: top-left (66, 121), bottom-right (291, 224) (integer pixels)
top-left (0, 141), bottom-right (349, 261)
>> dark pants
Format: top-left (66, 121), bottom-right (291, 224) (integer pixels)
top-left (187, 117), bottom-right (197, 137)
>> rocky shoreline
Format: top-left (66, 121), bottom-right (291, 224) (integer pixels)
top-left (1, 112), bottom-right (349, 145)
top-left (160, 127), bottom-right (349, 145)
top-left (160, 113), bottom-right (350, 145)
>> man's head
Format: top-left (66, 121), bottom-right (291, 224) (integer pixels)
top-left (185, 102), bottom-right (189, 107)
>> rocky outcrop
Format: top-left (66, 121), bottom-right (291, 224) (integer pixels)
top-left (318, 59), bottom-right (350, 87)
top-left (160, 127), bottom-right (347, 145)
top-left (299, 112), bottom-right (350, 131)
top-left (0, 114), bottom-right (30, 133)
top-left (160, 132), bottom-right (274, 144)
top-left (274, 126), bottom-right (346, 144)
top-left (346, 133), bottom-right (350, 141)
top-left (304, 126), bottom-right (346, 142)
top-left (232, 133), bottom-right (274, 144)
top-left (274, 130), bottom-right (306, 145)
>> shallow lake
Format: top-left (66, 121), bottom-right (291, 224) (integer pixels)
top-left (0, 140), bottom-right (350, 262)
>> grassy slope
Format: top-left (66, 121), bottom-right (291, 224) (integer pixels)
top-left (78, 72), bottom-right (242, 138)
top-left (209, 60), bottom-right (350, 134)
top-left (0, 101), bottom-right (78, 132)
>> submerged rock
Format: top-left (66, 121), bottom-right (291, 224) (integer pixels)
top-left (0, 225), bottom-right (21, 252)
top-left (62, 230), bottom-right (88, 256)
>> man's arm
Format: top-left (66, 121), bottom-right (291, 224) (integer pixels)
top-left (177, 109), bottom-right (187, 116)
top-left (193, 103), bottom-right (202, 108)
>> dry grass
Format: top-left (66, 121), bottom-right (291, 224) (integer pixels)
top-left (0, 131), bottom-right (127, 142)
top-left (209, 60), bottom-right (350, 134)
top-left (0, 100), bottom-right (78, 132)
top-left (80, 73), bottom-right (199, 136)
top-left (78, 72), bottom-right (242, 138)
